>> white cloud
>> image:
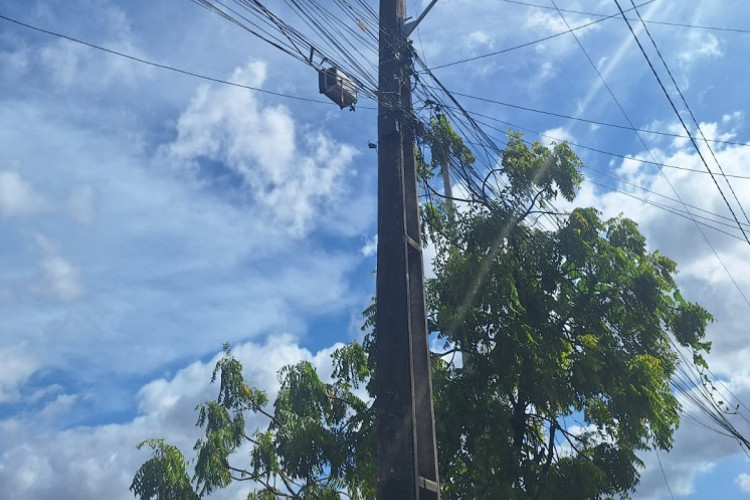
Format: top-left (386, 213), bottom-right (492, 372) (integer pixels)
top-left (0, 335), bottom-right (341, 500)
top-left (0, 95), bottom-right (364, 389)
top-left (736, 473), bottom-right (750, 493)
top-left (0, 44), bottom-right (30, 76)
top-left (34, 3), bottom-right (149, 89)
top-left (464, 30), bottom-right (493, 50)
top-left (0, 346), bottom-right (39, 403)
top-left (163, 60), bottom-right (358, 237)
top-left (524, 9), bottom-right (570, 34)
top-left (38, 394), bottom-right (80, 420)
top-left (634, 370), bottom-right (750, 498)
top-left (540, 126), bottom-right (574, 148)
top-left (680, 33), bottom-right (724, 64)
top-left (39, 40), bottom-right (82, 87)
top-left (0, 169), bottom-right (47, 216)
top-left (360, 234), bottom-right (377, 257)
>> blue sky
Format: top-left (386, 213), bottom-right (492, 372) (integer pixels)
top-left (1, 0), bottom-right (750, 498)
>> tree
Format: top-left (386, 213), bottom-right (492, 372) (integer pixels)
top-left (426, 135), bottom-right (712, 499)
top-left (131, 342), bottom-right (375, 500)
top-left (132, 131), bottom-right (712, 500)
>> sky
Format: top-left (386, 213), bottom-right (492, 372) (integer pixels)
top-left (1, 0), bottom-right (750, 498)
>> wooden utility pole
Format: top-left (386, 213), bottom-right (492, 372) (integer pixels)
top-left (375, 0), bottom-right (440, 499)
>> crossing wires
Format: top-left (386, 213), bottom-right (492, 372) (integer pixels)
top-left (545, 0), bottom-right (750, 308)
top-left (612, 0), bottom-right (750, 245)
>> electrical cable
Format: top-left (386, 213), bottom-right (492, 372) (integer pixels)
top-left (612, 0), bottom-right (750, 246)
top-left (582, 166), bottom-right (750, 231)
top-left (189, 0), bottom-right (311, 64)
top-left (500, 0), bottom-right (750, 35)
top-left (0, 12), bottom-right (377, 107)
top-left (191, 0), bottom-right (384, 104)
top-left (414, 57), bottom-right (570, 238)
top-left (627, 0), bottom-right (750, 228)
top-left (411, 37), bottom-right (750, 456)
top-left (457, 130), bottom-right (750, 235)
top-left (586, 179), bottom-right (748, 242)
top-left (671, 344), bottom-right (750, 455)
top-left (422, 87), bottom-right (750, 150)
top-left (425, 0), bottom-right (656, 71)
top-left (465, 112), bottom-right (750, 180)
top-left (549, 0), bottom-right (750, 310)
top-left (654, 448), bottom-right (675, 500)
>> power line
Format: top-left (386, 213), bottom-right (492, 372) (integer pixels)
top-left (459, 132), bottom-right (750, 233)
top-left (586, 179), bottom-right (749, 242)
top-left (422, 86), bottom-right (750, 150)
top-left (499, 0), bottom-right (750, 35)
top-left (190, 0), bottom-right (381, 101)
top-left (414, 57), bottom-right (572, 235)
top-left (583, 165), bottom-right (750, 231)
top-left (471, 121), bottom-right (750, 233)
top-left (458, 127), bottom-right (750, 238)
top-left (425, 0), bottom-right (657, 71)
top-left (550, 0), bottom-right (750, 309)
top-left (465, 111), bottom-right (750, 180)
top-left (627, 0), bottom-right (750, 228)
top-left (612, 0), bottom-right (750, 246)
top-left (0, 12), bottom-right (378, 109)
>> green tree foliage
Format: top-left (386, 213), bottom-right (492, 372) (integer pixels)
top-left (131, 343), bottom-right (374, 499)
top-left (132, 131), bottom-right (712, 500)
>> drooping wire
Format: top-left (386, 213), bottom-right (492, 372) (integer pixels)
top-left (188, 0), bottom-right (310, 64)
top-left (0, 12), bottom-right (375, 107)
top-left (190, 0), bottom-right (384, 104)
top-left (390, 6), bottom-right (750, 456)
top-left (585, 179), bottom-right (750, 242)
top-left (670, 342), bottom-right (750, 456)
top-left (464, 111), bottom-right (750, 180)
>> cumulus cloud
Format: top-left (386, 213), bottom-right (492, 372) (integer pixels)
top-left (679, 33), bottom-right (724, 64)
top-left (39, 40), bottom-right (83, 87)
top-left (0, 347), bottom-right (39, 403)
top-left (524, 9), bottom-right (571, 34)
top-left (34, 3), bottom-right (149, 89)
top-left (0, 92), bottom-right (364, 396)
top-left (360, 234), bottom-right (377, 257)
top-left (163, 60), bottom-right (358, 237)
top-left (736, 473), bottom-right (750, 493)
top-left (0, 169), bottom-right (47, 216)
top-left (0, 43), bottom-right (30, 77)
top-left (464, 30), bottom-right (493, 50)
top-left (0, 335), bottom-right (340, 500)
top-left (634, 366), bottom-right (750, 498)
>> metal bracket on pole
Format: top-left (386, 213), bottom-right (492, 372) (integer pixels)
top-left (404, 0), bottom-right (438, 36)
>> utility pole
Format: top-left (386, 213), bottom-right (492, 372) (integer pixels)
top-left (375, 0), bottom-right (440, 499)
